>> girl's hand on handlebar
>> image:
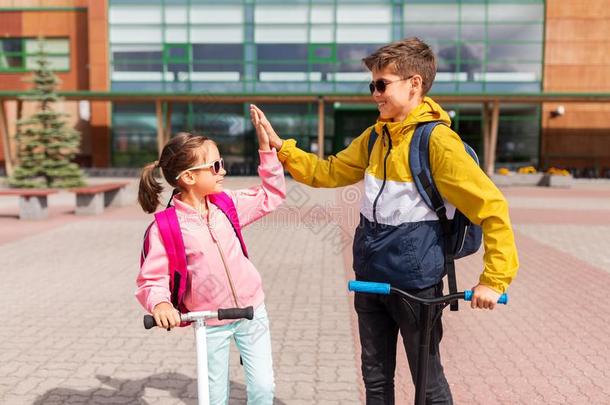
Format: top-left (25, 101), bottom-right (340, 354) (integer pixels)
top-left (470, 284), bottom-right (501, 310)
top-left (152, 302), bottom-right (181, 330)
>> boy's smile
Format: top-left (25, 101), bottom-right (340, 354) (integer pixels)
top-left (371, 66), bottom-right (423, 122)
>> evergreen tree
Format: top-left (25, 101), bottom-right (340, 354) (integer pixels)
top-left (9, 40), bottom-right (85, 188)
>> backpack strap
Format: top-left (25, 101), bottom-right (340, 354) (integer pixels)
top-left (409, 121), bottom-right (459, 311)
top-left (367, 127), bottom-right (378, 159)
top-left (209, 192), bottom-right (249, 258)
top-left (166, 188), bottom-right (248, 257)
top-left (140, 221), bottom-right (154, 267)
top-left (154, 207), bottom-right (188, 312)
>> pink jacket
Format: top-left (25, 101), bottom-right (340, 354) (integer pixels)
top-left (135, 149), bottom-right (286, 325)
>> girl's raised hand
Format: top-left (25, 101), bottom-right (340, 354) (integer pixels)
top-left (250, 104), bottom-right (270, 151)
top-left (250, 104), bottom-right (283, 150)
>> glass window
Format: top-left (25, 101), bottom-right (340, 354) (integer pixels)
top-left (311, 26), bottom-right (334, 43)
top-left (488, 24), bottom-right (543, 42)
top-left (166, 28), bottom-right (188, 43)
top-left (337, 26), bottom-right (390, 44)
top-left (26, 55), bottom-right (69, 71)
top-left (165, 6), bottom-right (187, 24)
top-left (404, 4), bottom-right (458, 23)
top-left (496, 106), bottom-right (540, 166)
top-left (256, 26), bottom-right (308, 43)
top-left (192, 44), bottom-right (243, 74)
top-left (488, 4), bottom-right (543, 22)
top-left (0, 39), bottom-right (23, 70)
top-left (257, 44), bottom-right (308, 62)
top-left (191, 103), bottom-right (255, 172)
top-left (311, 5), bottom-right (334, 24)
top-left (0, 38), bottom-right (70, 71)
top-left (488, 43), bottom-right (543, 62)
top-left (485, 63), bottom-right (541, 81)
top-left (255, 5), bottom-right (308, 24)
top-left (112, 103), bottom-right (158, 168)
top-left (404, 24), bottom-right (459, 41)
top-left (190, 5), bottom-right (244, 24)
top-left (460, 4), bottom-right (486, 22)
top-left (25, 39), bottom-right (69, 54)
top-left (337, 5), bottom-right (391, 24)
top-left (110, 27), bottom-right (163, 44)
top-left (460, 24), bottom-right (486, 41)
top-left (192, 44), bottom-right (242, 60)
top-left (112, 45), bottom-right (163, 72)
top-left (190, 26), bottom-right (243, 44)
top-left (337, 44), bottom-right (380, 62)
top-left (109, 5), bottom-right (162, 24)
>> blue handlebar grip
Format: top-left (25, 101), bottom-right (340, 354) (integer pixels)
top-left (464, 290), bottom-right (508, 305)
top-left (348, 280), bottom-right (391, 295)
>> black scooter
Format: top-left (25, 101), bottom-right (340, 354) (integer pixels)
top-left (348, 280), bottom-right (508, 405)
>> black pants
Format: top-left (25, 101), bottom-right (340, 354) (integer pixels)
top-left (355, 282), bottom-right (453, 405)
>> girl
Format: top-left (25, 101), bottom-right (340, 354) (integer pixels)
top-left (135, 106), bottom-right (285, 405)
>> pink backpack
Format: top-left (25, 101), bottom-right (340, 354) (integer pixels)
top-left (140, 191), bottom-right (248, 325)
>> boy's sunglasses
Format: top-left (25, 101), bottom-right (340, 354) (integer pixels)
top-left (175, 158), bottom-right (224, 179)
top-left (369, 75), bottom-right (414, 94)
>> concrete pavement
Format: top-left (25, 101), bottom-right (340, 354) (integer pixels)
top-left (0, 177), bottom-right (609, 404)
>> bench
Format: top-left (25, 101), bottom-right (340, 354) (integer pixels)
top-left (70, 182), bottom-right (130, 215)
top-left (0, 189), bottom-right (59, 220)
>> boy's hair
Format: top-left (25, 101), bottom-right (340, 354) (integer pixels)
top-left (362, 37), bottom-right (437, 96)
top-left (138, 132), bottom-right (213, 213)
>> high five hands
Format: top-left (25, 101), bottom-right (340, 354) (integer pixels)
top-left (250, 104), bottom-right (270, 151)
top-left (249, 104), bottom-right (283, 151)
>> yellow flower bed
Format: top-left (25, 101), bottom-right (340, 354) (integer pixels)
top-left (497, 167), bottom-right (511, 176)
top-left (517, 166), bottom-right (537, 174)
top-left (546, 167), bottom-right (571, 176)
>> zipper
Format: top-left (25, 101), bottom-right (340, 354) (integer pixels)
top-left (205, 210), bottom-right (240, 308)
top-left (372, 125), bottom-right (393, 227)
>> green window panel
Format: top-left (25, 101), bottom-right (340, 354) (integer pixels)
top-left (0, 38), bottom-right (70, 72)
top-left (107, 0), bottom-right (545, 96)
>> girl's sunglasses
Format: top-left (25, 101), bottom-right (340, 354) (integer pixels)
top-left (368, 75), bottom-right (414, 94)
top-left (175, 158), bottom-right (224, 179)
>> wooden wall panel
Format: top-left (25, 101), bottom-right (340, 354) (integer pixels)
top-left (0, 0), bottom-right (87, 6)
top-left (543, 1), bottom-right (610, 173)
top-left (87, 0), bottom-right (111, 167)
top-left (0, 10), bottom-right (88, 91)
top-left (546, 0), bottom-right (610, 19)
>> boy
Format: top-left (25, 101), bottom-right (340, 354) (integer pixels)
top-left (250, 37), bottom-right (518, 404)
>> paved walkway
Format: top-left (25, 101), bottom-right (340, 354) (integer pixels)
top-left (0, 178), bottom-right (609, 404)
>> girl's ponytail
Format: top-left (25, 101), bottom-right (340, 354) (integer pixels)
top-left (138, 161), bottom-right (163, 213)
top-left (138, 132), bottom-right (212, 214)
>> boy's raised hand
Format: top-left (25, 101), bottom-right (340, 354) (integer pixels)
top-left (250, 104), bottom-right (283, 150)
top-left (249, 104), bottom-right (270, 151)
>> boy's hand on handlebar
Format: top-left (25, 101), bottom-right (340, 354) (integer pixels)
top-left (249, 105), bottom-right (270, 151)
top-left (152, 302), bottom-right (181, 330)
top-left (470, 284), bottom-right (501, 310)
top-left (250, 104), bottom-right (283, 150)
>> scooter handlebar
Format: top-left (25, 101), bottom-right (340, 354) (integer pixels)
top-left (218, 306), bottom-right (254, 321)
top-left (348, 280), bottom-right (508, 305)
top-left (464, 290), bottom-right (508, 305)
top-left (143, 306), bottom-right (254, 329)
top-left (143, 315), bottom-right (156, 330)
top-left (348, 280), bottom-right (391, 295)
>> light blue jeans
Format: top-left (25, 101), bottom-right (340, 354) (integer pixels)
top-left (206, 303), bottom-right (275, 405)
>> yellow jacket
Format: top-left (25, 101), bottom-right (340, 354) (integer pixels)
top-left (277, 97), bottom-right (518, 293)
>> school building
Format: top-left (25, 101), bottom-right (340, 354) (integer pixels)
top-left (1, 0), bottom-right (609, 177)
